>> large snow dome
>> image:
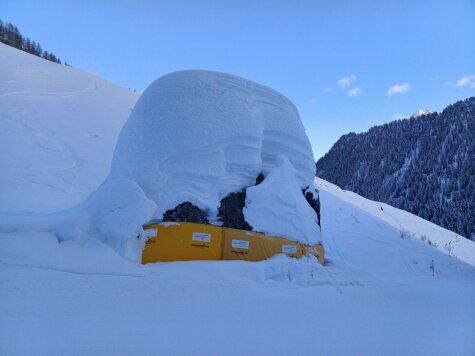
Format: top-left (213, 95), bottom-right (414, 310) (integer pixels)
top-left (109, 70), bottom-right (316, 217)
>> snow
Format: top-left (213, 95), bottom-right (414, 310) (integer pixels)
top-left (0, 43), bottom-right (139, 213)
top-left (244, 156), bottom-right (321, 244)
top-left (1, 177), bottom-right (474, 355)
top-left (0, 179), bottom-right (157, 262)
top-left (109, 70), bottom-right (316, 218)
top-left (0, 230), bottom-right (146, 276)
top-left (411, 109), bottom-right (434, 118)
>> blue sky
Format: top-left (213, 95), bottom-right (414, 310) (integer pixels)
top-left (2, 0), bottom-right (474, 159)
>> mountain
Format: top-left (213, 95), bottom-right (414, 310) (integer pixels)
top-left (316, 98), bottom-right (475, 240)
top-left (0, 42), bottom-right (139, 213)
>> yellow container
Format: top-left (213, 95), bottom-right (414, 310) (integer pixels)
top-left (222, 227), bottom-right (302, 261)
top-left (141, 222), bottom-right (324, 265)
top-left (141, 222), bottom-right (223, 263)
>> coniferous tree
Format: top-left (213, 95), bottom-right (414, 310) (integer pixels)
top-left (0, 19), bottom-right (63, 64)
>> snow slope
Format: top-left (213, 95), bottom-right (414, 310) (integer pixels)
top-left (109, 70), bottom-right (316, 218)
top-left (315, 178), bottom-right (475, 267)
top-left (0, 43), bottom-right (139, 213)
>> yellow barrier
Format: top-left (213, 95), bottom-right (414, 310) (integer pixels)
top-left (141, 222), bottom-right (324, 265)
top-left (141, 223), bottom-right (223, 263)
top-left (222, 228), bottom-right (303, 261)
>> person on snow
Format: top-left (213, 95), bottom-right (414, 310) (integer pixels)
top-left (430, 259), bottom-right (435, 277)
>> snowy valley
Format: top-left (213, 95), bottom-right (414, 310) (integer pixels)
top-left (0, 43), bottom-right (474, 356)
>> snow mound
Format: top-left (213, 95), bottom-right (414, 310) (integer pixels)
top-left (0, 179), bottom-right (157, 262)
top-left (244, 156), bottom-right (321, 244)
top-left (109, 70), bottom-right (316, 217)
top-left (0, 229), bottom-right (147, 276)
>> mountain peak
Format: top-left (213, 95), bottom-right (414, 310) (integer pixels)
top-left (411, 109), bottom-right (434, 118)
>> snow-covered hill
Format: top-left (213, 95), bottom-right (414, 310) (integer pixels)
top-left (0, 45), bottom-right (474, 355)
top-left (0, 43), bottom-right (139, 213)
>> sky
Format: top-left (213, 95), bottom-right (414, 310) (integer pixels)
top-left (1, 0), bottom-right (474, 159)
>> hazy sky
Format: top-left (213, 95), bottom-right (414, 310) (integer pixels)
top-left (2, 0), bottom-right (474, 158)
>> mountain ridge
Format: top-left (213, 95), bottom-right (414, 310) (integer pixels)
top-left (316, 97), bottom-right (475, 240)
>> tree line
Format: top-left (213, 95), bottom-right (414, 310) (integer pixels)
top-left (0, 19), bottom-right (64, 65)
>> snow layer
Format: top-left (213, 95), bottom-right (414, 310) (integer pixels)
top-left (1, 176), bottom-right (474, 355)
top-left (109, 70), bottom-right (316, 217)
top-left (244, 156), bottom-right (321, 244)
top-left (0, 43), bottom-right (139, 213)
top-left (0, 179), bottom-right (157, 261)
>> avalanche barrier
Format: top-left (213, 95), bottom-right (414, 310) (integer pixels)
top-left (141, 222), bottom-right (324, 265)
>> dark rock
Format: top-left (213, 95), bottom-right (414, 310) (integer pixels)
top-left (255, 173), bottom-right (265, 185)
top-left (163, 202), bottom-right (209, 224)
top-left (218, 191), bottom-right (252, 230)
top-left (302, 187), bottom-right (321, 226)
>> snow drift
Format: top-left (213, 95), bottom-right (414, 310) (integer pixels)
top-left (0, 179), bottom-right (157, 261)
top-left (109, 70), bottom-right (316, 218)
top-left (244, 156), bottom-right (320, 244)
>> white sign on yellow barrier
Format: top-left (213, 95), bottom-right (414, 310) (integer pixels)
top-left (142, 222), bottom-right (324, 265)
top-left (192, 232), bottom-right (211, 242)
top-left (232, 239), bottom-right (250, 249)
top-left (282, 245), bottom-right (297, 254)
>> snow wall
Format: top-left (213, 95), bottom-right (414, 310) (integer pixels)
top-left (109, 70), bottom-right (316, 218)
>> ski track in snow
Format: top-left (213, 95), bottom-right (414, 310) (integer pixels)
top-left (0, 80), bottom-right (98, 98)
